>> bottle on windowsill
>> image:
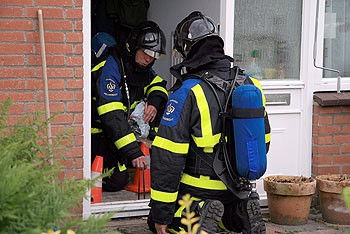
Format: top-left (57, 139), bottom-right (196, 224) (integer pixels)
top-left (247, 49), bottom-right (262, 79)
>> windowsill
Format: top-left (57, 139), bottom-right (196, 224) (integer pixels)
top-left (313, 92), bottom-right (350, 107)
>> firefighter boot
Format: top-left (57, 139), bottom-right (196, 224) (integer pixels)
top-left (197, 200), bottom-right (224, 234)
top-left (240, 191), bottom-right (266, 234)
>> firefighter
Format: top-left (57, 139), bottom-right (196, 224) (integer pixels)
top-left (148, 11), bottom-right (271, 234)
top-left (91, 21), bottom-right (168, 192)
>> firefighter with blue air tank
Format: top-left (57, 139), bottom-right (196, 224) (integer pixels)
top-left (148, 11), bottom-right (271, 234)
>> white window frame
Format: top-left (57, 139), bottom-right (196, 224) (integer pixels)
top-left (313, 0), bottom-right (350, 92)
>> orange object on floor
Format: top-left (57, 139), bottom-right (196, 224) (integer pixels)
top-left (125, 142), bottom-right (151, 195)
top-left (91, 155), bottom-right (103, 204)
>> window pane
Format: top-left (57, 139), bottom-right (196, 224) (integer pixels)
top-left (233, 0), bottom-right (302, 80)
top-left (323, 0), bottom-right (350, 78)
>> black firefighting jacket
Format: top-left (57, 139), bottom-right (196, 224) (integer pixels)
top-left (149, 70), bottom-right (271, 225)
top-left (91, 46), bottom-right (168, 166)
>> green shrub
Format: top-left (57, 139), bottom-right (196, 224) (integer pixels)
top-left (0, 99), bottom-right (115, 234)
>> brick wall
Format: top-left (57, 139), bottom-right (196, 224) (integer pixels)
top-left (0, 1), bottom-right (84, 182)
top-left (312, 93), bottom-right (350, 176)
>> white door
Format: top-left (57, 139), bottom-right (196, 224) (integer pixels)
top-left (221, 0), bottom-right (316, 202)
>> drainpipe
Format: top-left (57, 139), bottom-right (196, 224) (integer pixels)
top-left (313, 0), bottom-right (341, 93)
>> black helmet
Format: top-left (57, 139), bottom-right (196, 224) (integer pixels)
top-left (174, 11), bottom-right (221, 58)
top-left (126, 21), bottom-right (166, 59)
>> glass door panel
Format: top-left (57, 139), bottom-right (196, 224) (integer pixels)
top-left (233, 0), bottom-right (303, 80)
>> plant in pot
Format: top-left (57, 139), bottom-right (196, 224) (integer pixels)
top-left (316, 174), bottom-right (350, 225)
top-left (263, 175), bottom-right (316, 225)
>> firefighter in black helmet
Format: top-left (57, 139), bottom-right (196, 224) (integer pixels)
top-left (148, 11), bottom-right (270, 234)
top-left (91, 21), bottom-right (168, 192)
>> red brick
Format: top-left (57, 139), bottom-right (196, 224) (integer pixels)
top-left (334, 115), bottom-right (350, 124)
top-left (52, 113), bottom-right (74, 124)
top-left (75, 68), bottom-right (83, 78)
top-left (27, 55), bottom-right (65, 66)
top-left (0, 92), bottom-right (35, 102)
top-left (2, 0), bottom-right (32, 6)
top-left (8, 103), bottom-right (25, 114)
top-left (313, 135), bottom-right (333, 145)
top-left (343, 125), bottom-right (350, 134)
top-left (0, 7), bottom-right (24, 17)
top-left (46, 67), bottom-right (74, 78)
top-left (342, 144), bottom-right (350, 154)
top-left (0, 68), bottom-right (35, 78)
top-left (39, 44), bottom-right (73, 54)
top-left (313, 145), bottom-right (340, 155)
top-left (66, 79), bottom-right (83, 89)
top-left (74, 113), bottom-right (83, 124)
top-left (315, 166), bottom-right (341, 175)
top-left (65, 8), bottom-right (82, 19)
top-left (59, 159), bottom-right (75, 169)
top-left (67, 147), bottom-right (83, 157)
top-left (342, 106), bottom-right (350, 113)
top-left (0, 80), bottom-right (26, 90)
top-left (74, 135), bottom-right (83, 146)
top-left (343, 166), bottom-right (350, 173)
top-left (25, 8), bottom-right (64, 18)
top-left (74, 91), bottom-right (83, 101)
top-left (66, 56), bottom-right (83, 66)
top-left (334, 135), bottom-right (350, 144)
top-left (0, 32), bottom-right (24, 42)
top-left (315, 115), bottom-right (333, 125)
top-left (67, 102), bottom-right (83, 112)
top-left (0, 55), bottom-right (25, 65)
top-left (312, 155), bottom-right (333, 165)
top-left (317, 125), bottom-right (342, 135)
top-left (27, 31), bottom-right (65, 43)
top-left (318, 106), bottom-right (342, 114)
top-left (333, 155), bottom-right (350, 164)
top-left (0, 19), bottom-right (33, 30)
top-left (75, 158), bottom-right (83, 168)
top-left (44, 20), bottom-right (73, 31)
top-left (74, 44), bottom-right (83, 54)
top-left (37, 91), bottom-right (75, 101)
top-left (0, 44), bottom-right (34, 54)
top-left (35, 0), bottom-right (73, 7)
top-left (65, 169), bottom-right (83, 180)
top-left (74, 21), bottom-right (82, 31)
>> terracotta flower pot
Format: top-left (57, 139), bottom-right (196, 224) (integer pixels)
top-left (316, 174), bottom-right (350, 225)
top-left (264, 175), bottom-right (316, 225)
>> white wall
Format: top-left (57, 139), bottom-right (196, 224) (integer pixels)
top-left (148, 0), bottom-right (221, 86)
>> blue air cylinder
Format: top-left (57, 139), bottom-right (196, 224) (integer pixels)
top-left (231, 84), bottom-right (267, 180)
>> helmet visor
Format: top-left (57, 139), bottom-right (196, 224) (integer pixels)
top-left (185, 17), bottom-right (215, 40)
top-left (143, 48), bottom-right (162, 59)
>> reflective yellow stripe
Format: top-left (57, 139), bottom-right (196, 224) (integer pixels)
top-left (152, 136), bottom-right (189, 154)
top-left (151, 189), bottom-right (178, 203)
top-left (115, 133), bottom-right (136, 149)
top-left (191, 133), bottom-right (221, 152)
top-left (91, 60), bottom-right (106, 72)
top-left (146, 86), bottom-right (168, 97)
top-left (191, 84), bottom-right (220, 153)
top-left (250, 78), bottom-right (266, 106)
top-left (180, 173), bottom-right (227, 190)
top-left (97, 102), bottom-right (126, 115)
top-left (265, 133), bottom-right (271, 143)
top-left (118, 162), bottom-right (127, 172)
top-left (145, 76), bottom-right (168, 97)
top-left (130, 101), bottom-right (139, 110)
top-left (91, 128), bottom-right (103, 134)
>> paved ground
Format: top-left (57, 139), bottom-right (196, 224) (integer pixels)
top-left (107, 212), bottom-right (350, 234)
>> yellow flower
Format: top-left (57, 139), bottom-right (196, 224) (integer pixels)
top-left (41, 229), bottom-right (61, 234)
